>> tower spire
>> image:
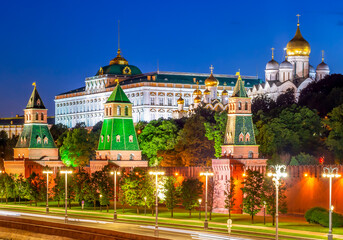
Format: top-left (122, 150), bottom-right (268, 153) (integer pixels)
top-left (271, 47), bottom-right (275, 60)
top-left (296, 14), bottom-right (301, 26)
top-left (118, 20), bottom-right (120, 52)
top-left (322, 50), bottom-right (325, 62)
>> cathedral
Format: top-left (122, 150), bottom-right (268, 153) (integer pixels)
top-left (248, 16), bottom-right (330, 100)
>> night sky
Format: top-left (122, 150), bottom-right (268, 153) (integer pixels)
top-left (0, 0), bottom-right (342, 117)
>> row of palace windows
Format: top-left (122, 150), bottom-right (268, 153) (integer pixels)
top-left (105, 106), bottom-right (129, 117)
top-left (239, 132), bottom-right (250, 142)
top-left (229, 101), bottom-right (249, 111)
top-left (26, 113), bottom-right (44, 121)
top-left (100, 135), bottom-right (134, 143)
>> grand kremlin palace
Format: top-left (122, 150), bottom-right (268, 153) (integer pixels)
top-left (54, 48), bottom-right (260, 128)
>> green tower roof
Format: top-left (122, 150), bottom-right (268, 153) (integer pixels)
top-left (231, 75), bottom-right (248, 98)
top-left (107, 83), bottom-right (130, 103)
top-left (26, 85), bottom-right (46, 109)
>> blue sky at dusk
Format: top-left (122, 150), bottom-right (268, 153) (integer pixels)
top-left (0, 0), bottom-right (343, 116)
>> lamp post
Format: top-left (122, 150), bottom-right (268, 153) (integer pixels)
top-left (144, 196), bottom-right (147, 216)
top-left (149, 171), bottom-right (165, 236)
top-left (263, 201), bottom-right (266, 225)
top-left (111, 169), bottom-right (120, 222)
top-left (198, 199), bottom-right (202, 219)
top-left (100, 194), bottom-right (102, 212)
top-left (43, 170), bottom-right (53, 213)
top-left (200, 171), bottom-right (214, 230)
top-left (267, 165), bottom-right (287, 240)
top-left (61, 170), bottom-right (73, 224)
top-left (323, 167), bottom-right (341, 240)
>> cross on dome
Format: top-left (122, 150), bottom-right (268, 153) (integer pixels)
top-left (209, 65), bottom-right (214, 74)
top-left (296, 14), bottom-right (301, 26)
top-left (271, 48), bottom-right (275, 60)
top-left (322, 50), bottom-right (325, 62)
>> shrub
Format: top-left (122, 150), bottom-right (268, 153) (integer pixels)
top-left (305, 207), bottom-right (343, 227)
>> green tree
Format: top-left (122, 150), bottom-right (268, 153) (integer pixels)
top-left (164, 176), bottom-right (180, 217)
top-left (140, 172), bottom-right (155, 215)
top-left (205, 112), bottom-right (227, 158)
top-left (15, 174), bottom-right (26, 203)
top-left (93, 166), bottom-right (113, 212)
top-left (289, 153), bottom-right (317, 166)
top-left (3, 173), bottom-right (15, 204)
top-left (53, 171), bottom-right (63, 207)
top-left (181, 178), bottom-right (203, 217)
top-left (241, 170), bottom-right (263, 223)
top-left (25, 172), bottom-right (45, 206)
top-left (224, 177), bottom-right (236, 219)
top-left (73, 168), bottom-right (90, 205)
top-left (59, 128), bottom-right (97, 167)
top-left (325, 104), bottom-right (343, 162)
top-left (83, 175), bottom-right (98, 210)
top-left (262, 177), bottom-right (287, 225)
top-left (138, 120), bottom-right (180, 166)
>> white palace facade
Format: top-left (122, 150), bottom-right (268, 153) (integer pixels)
top-left (55, 49), bottom-right (259, 127)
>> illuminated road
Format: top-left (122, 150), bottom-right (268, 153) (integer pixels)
top-left (0, 210), bottom-right (251, 240)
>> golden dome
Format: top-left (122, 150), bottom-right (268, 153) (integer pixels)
top-left (204, 89), bottom-right (210, 95)
top-left (194, 96), bottom-right (201, 103)
top-left (286, 24), bottom-right (311, 56)
top-left (193, 89), bottom-right (202, 96)
top-left (222, 89), bottom-right (228, 95)
top-left (205, 73), bottom-right (219, 87)
top-left (177, 96), bottom-right (184, 104)
top-left (110, 49), bottom-right (129, 65)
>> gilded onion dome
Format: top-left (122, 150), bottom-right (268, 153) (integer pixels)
top-left (177, 96), bottom-right (184, 104)
top-left (204, 89), bottom-right (210, 95)
top-left (205, 73), bottom-right (219, 87)
top-left (193, 88), bottom-right (202, 96)
top-left (222, 89), bottom-right (228, 95)
top-left (110, 49), bottom-right (129, 65)
top-left (194, 96), bottom-right (201, 103)
top-left (286, 21), bottom-right (311, 56)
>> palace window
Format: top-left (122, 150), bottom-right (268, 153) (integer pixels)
top-left (129, 135), bottom-right (133, 143)
top-left (43, 136), bottom-right (48, 144)
top-left (185, 99), bottom-right (189, 107)
top-left (238, 102), bottom-right (242, 110)
top-left (36, 112), bottom-right (39, 120)
top-left (117, 154), bottom-right (122, 161)
top-left (125, 106), bottom-right (129, 116)
top-left (117, 106), bottom-right (121, 115)
top-left (150, 97), bottom-right (155, 105)
top-left (245, 132), bottom-right (250, 142)
top-left (116, 135), bottom-right (120, 142)
top-left (239, 133), bottom-right (244, 142)
top-left (130, 154), bottom-right (134, 160)
top-left (159, 98), bottom-right (164, 106)
top-left (41, 113), bottom-right (44, 121)
top-left (105, 108), bottom-right (108, 116)
top-left (168, 98), bottom-right (172, 106)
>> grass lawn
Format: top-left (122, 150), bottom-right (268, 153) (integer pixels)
top-left (0, 201), bottom-right (341, 239)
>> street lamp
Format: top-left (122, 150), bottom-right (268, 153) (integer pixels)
top-left (144, 196), bottom-right (147, 216)
top-left (149, 171), bottom-right (165, 236)
top-left (200, 171), bottom-right (214, 230)
top-left (198, 199), bottom-right (202, 219)
top-left (111, 169), bottom-right (121, 221)
top-left (263, 201), bottom-right (266, 225)
top-left (100, 194), bottom-right (102, 212)
top-left (267, 165), bottom-right (287, 240)
top-left (43, 170), bottom-right (53, 213)
top-left (61, 170), bottom-right (73, 223)
top-left (323, 167), bottom-right (341, 240)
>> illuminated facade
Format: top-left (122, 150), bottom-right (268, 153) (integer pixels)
top-left (248, 16), bottom-right (330, 100)
top-left (54, 49), bottom-right (260, 127)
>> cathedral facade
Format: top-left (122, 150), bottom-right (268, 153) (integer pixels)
top-left (248, 17), bottom-right (330, 100)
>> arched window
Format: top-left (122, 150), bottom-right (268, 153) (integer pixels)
top-left (107, 135), bottom-right (110, 142)
top-left (245, 102), bottom-right (248, 111)
top-left (105, 108), bottom-right (108, 116)
top-left (239, 133), bottom-right (244, 142)
top-left (117, 106), bottom-right (121, 115)
top-left (109, 107), bottom-right (112, 116)
top-left (41, 113), bottom-right (44, 121)
top-left (238, 102), bottom-right (242, 110)
top-left (101, 135), bottom-right (104, 143)
top-left (117, 154), bottom-right (122, 161)
top-left (35, 112), bottom-right (39, 120)
top-left (248, 151), bottom-right (253, 159)
top-left (130, 154), bottom-right (134, 160)
top-left (245, 132), bottom-right (250, 142)
top-left (129, 135), bottom-right (133, 143)
top-left (37, 136), bottom-right (41, 144)
top-left (125, 106), bottom-right (129, 116)
top-left (43, 136), bottom-right (48, 144)
top-left (116, 135), bottom-right (120, 142)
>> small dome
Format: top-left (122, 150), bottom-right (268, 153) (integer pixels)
top-left (204, 89), bottom-right (210, 95)
top-left (205, 73), bottom-right (219, 87)
top-left (194, 96), bottom-right (201, 103)
top-left (286, 25), bottom-right (311, 56)
top-left (222, 89), bottom-right (228, 95)
top-left (110, 49), bottom-right (128, 65)
top-left (279, 59), bottom-right (293, 70)
top-left (177, 96), bottom-right (184, 104)
top-left (193, 89), bottom-right (202, 96)
top-left (316, 62), bottom-right (330, 71)
top-left (309, 65), bottom-right (315, 73)
top-left (266, 59), bottom-right (279, 70)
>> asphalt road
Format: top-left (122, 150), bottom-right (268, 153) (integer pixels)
top-left (0, 209), bottom-right (251, 240)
